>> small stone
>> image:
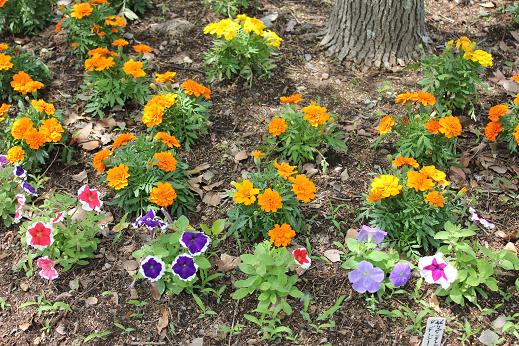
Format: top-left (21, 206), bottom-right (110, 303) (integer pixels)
top-left (492, 315), bottom-right (507, 331)
top-left (340, 168), bottom-right (349, 182)
top-left (150, 19), bottom-right (194, 38)
top-left (322, 73), bottom-right (329, 80)
top-left (85, 296), bottom-right (98, 306)
top-left (20, 282), bottom-right (29, 291)
top-left (479, 329), bottom-right (499, 346)
top-left (304, 54), bottom-right (312, 61)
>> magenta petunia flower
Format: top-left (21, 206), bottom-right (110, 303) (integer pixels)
top-left (77, 184), bottom-right (103, 212)
top-left (292, 247), bottom-right (311, 269)
top-left (26, 221), bottom-right (54, 250)
top-left (36, 256), bottom-right (59, 281)
top-left (418, 253), bottom-right (457, 289)
top-left (14, 193), bottom-right (25, 223)
top-left (51, 211), bottom-right (65, 224)
top-left (469, 207), bottom-right (495, 229)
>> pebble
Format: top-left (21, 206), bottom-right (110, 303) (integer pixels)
top-left (479, 329), bottom-right (499, 346)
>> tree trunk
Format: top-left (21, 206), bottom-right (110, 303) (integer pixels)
top-left (321, 0), bottom-right (425, 68)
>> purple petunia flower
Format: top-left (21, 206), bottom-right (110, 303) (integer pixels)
top-left (348, 260), bottom-right (384, 293)
top-left (179, 232), bottom-right (210, 256)
top-left (0, 155), bottom-right (8, 168)
top-left (21, 181), bottom-right (37, 196)
top-left (171, 254), bottom-right (198, 281)
top-left (139, 256), bottom-right (166, 282)
top-left (13, 165), bottom-right (26, 179)
top-left (389, 262), bottom-right (412, 287)
top-left (132, 210), bottom-right (167, 230)
top-left (356, 225), bottom-right (387, 244)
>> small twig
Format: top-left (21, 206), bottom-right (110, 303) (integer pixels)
top-left (129, 342), bottom-right (166, 345)
top-left (41, 149), bottom-right (60, 176)
top-left (227, 300), bottom-right (239, 346)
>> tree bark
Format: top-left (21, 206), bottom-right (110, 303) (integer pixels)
top-left (321, 0), bottom-right (425, 68)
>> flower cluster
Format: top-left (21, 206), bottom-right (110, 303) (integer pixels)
top-left (483, 88), bottom-right (519, 153)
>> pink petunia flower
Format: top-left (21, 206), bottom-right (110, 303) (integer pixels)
top-left (51, 211), bottom-right (65, 224)
top-left (418, 253), bottom-right (457, 289)
top-left (14, 194), bottom-right (25, 223)
top-left (293, 247), bottom-right (311, 270)
top-left (469, 207), bottom-right (495, 229)
top-left (77, 185), bottom-right (103, 212)
top-left (36, 256), bottom-right (59, 281)
top-left (26, 221), bottom-right (54, 250)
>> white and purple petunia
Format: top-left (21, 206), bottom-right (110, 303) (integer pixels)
top-left (0, 155), bottom-right (7, 168)
top-left (21, 181), bottom-right (37, 196)
top-left (13, 164), bottom-right (26, 179)
top-left (14, 194), bottom-right (25, 223)
top-left (469, 207), bottom-right (495, 229)
top-left (418, 253), bottom-right (457, 289)
top-left (179, 232), bottom-right (210, 256)
top-left (139, 256), bottom-right (166, 282)
top-left (171, 254), bottom-right (198, 281)
top-left (132, 210), bottom-right (167, 230)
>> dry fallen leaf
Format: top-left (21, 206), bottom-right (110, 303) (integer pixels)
top-left (323, 249), bottom-right (343, 263)
top-left (428, 293), bottom-right (441, 313)
top-left (188, 163), bottom-right (211, 175)
top-left (71, 170), bottom-right (88, 183)
top-left (503, 242), bottom-right (517, 255)
top-left (122, 259), bottom-right (139, 273)
top-left (202, 191), bottom-right (223, 206)
top-left (157, 306), bottom-right (169, 335)
top-left (85, 296), bottom-right (98, 306)
top-left (216, 253), bottom-right (241, 272)
top-left (345, 228), bottom-right (358, 239)
top-left (150, 283), bottom-right (161, 301)
top-left (81, 140), bottom-right (100, 151)
top-left (234, 150), bottom-right (248, 162)
top-left (71, 122), bottom-right (93, 143)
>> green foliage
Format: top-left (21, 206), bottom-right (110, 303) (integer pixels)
top-left (264, 102), bottom-right (347, 167)
top-left (505, 2), bottom-right (519, 24)
top-left (434, 222), bottom-right (519, 306)
top-left (0, 166), bottom-right (18, 227)
top-left (20, 295), bottom-right (72, 316)
top-left (300, 294), bottom-right (346, 334)
top-left (232, 241), bottom-right (302, 318)
top-left (202, 0), bottom-right (250, 17)
top-left (0, 0), bottom-right (55, 35)
top-left (111, 0), bottom-right (150, 16)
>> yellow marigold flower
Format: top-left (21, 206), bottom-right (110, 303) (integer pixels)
top-left (232, 179), bottom-right (259, 205)
top-left (150, 182), bottom-right (177, 207)
top-left (104, 15), bottom-right (126, 27)
top-left (484, 121), bottom-right (502, 142)
top-left (92, 149), bottom-right (111, 174)
top-left (464, 49), bottom-right (493, 67)
top-left (367, 188), bottom-right (384, 203)
top-left (512, 74), bottom-right (519, 83)
top-left (106, 164), bottom-right (129, 190)
top-left (39, 118), bottom-right (64, 143)
top-left (0, 53), bottom-right (13, 70)
top-left (424, 191), bottom-right (445, 208)
top-left (23, 127), bottom-right (47, 149)
top-left (425, 119), bottom-right (441, 134)
top-left (153, 152), bottom-right (177, 172)
top-left (258, 188), bottom-right (283, 212)
top-left (84, 54), bottom-right (115, 71)
top-left (132, 43), bottom-right (152, 53)
top-left (378, 115), bottom-right (395, 135)
top-left (11, 117), bottom-right (34, 140)
top-left (406, 170), bottom-right (434, 192)
top-left (112, 133), bottom-right (136, 150)
top-left (31, 99), bottom-right (55, 115)
top-left (0, 43), bottom-right (8, 51)
top-left (438, 115), bottom-right (462, 138)
top-left (268, 117), bottom-right (288, 137)
top-left (291, 174), bottom-right (316, 203)
top-left (155, 132), bottom-right (180, 148)
top-left (420, 165), bottom-right (449, 186)
top-left (251, 150), bottom-right (265, 160)
top-left (261, 30), bottom-right (282, 48)
top-left (488, 104), bottom-right (509, 122)
top-left (274, 161), bottom-right (296, 180)
top-left (91, 24), bottom-right (106, 37)
top-left (181, 80), bottom-right (211, 100)
top-left (280, 93), bottom-right (302, 104)
top-left (455, 36), bottom-right (474, 53)
top-left (123, 59), bottom-right (146, 78)
top-left (303, 102), bottom-right (330, 127)
top-left (10, 71), bottom-right (44, 94)
top-left (268, 223), bottom-right (296, 247)
top-left (142, 103), bottom-right (165, 127)
top-left (513, 123), bottom-right (519, 145)
top-left (6, 146), bottom-right (25, 163)
top-left (368, 174), bottom-right (402, 202)
top-left (415, 91), bottom-right (436, 106)
top-left (0, 103), bottom-right (11, 122)
top-left (236, 14), bottom-right (266, 35)
top-left (203, 18), bottom-right (240, 41)
top-left (112, 38), bottom-right (129, 47)
top-left (392, 156), bottom-right (419, 169)
top-left (71, 2), bottom-right (93, 19)
top-left (155, 71), bottom-right (177, 83)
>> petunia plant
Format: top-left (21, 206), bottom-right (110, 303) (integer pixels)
top-left (263, 94), bottom-right (346, 167)
top-left (132, 216), bottom-right (213, 296)
top-left (227, 160), bottom-right (317, 242)
top-left (483, 99), bottom-right (519, 153)
top-left (94, 132), bottom-right (195, 216)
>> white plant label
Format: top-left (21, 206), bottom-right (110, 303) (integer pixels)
top-left (421, 317), bottom-right (445, 346)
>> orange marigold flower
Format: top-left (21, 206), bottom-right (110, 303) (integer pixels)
top-left (392, 156), bottom-right (419, 169)
top-left (0, 43), bottom-right (8, 51)
top-left (132, 43), bottom-right (152, 53)
top-left (123, 59), bottom-right (146, 78)
top-left (291, 174), bottom-right (316, 203)
top-left (487, 104), bottom-right (509, 122)
top-left (512, 74), bottom-right (519, 83)
top-left (150, 182), bottom-right (177, 207)
top-left (90, 0), bottom-right (110, 4)
top-left (0, 53), bottom-right (13, 70)
top-left (0, 103), bottom-right (11, 122)
top-left (406, 170), bottom-right (434, 192)
top-left (39, 118), bottom-right (64, 143)
top-left (6, 146), bottom-right (25, 163)
top-left (484, 121), bottom-right (502, 142)
top-left (232, 179), bottom-right (260, 205)
top-left (420, 165), bottom-right (449, 186)
top-left (368, 174), bottom-right (402, 202)
top-left (258, 188), bottom-right (283, 212)
top-left (303, 101), bottom-right (330, 127)
top-left (104, 15), bottom-right (126, 27)
top-left (280, 93), bottom-right (303, 104)
top-left (378, 115), bottom-right (395, 135)
top-left (395, 92), bottom-right (417, 104)
top-left (513, 123), bottom-right (519, 145)
top-left (155, 71), bottom-right (176, 83)
top-left (181, 80), bottom-right (212, 100)
top-left (142, 94), bottom-right (177, 127)
top-left (367, 188), bottom-right (384, 203)
top-left (153, 152), bottom-right (177, 172)
top-left (92, 24), bottom-right (106, 37)
top-left (71, 2), bottom-right (93, 19)
top-left (425, 119), bottom-right (441, 134)
top-left (268, 223), bottom-right (296, 247)
top-left (106, 164), bottom-right (129, 190)
top-left (438, 115), bottom-right (462, 138)
top-left (31, 99), bottom-right (55, 115)
top-left (251, 150), bottom-right (265, 160)
top-left (112, 133), bottom-right (136, 150)
top-left (84, 54), bottom-right (115, 71)
top-left (274, 161), bottom-right (297, 179)
top-left (112, 38), bottom-right (129, 47)
top-left (155, 132), bottom-right (180, 148)
top-left (23, 127), bottom-right (47, 149)
top-left (415, 91), bottom-right (436, 106)
top-left (268, 117), bottom-right (288, 137)
top-left (10, 71), bottom-right (44, 94)
top-left (87, 47), bottom-right (118, 57)
top-left (55, 19), bottom-right (63, 33)
top-left (424, 191), bottom-right (445, 208)
top-left (11, 117), bottom-right (34, 140)
top-left (515, 94), bottom-right (519, 106)
top-left (92, 149), bottom-right (111, 173)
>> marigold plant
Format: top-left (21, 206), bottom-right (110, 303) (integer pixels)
top-left (203, 14), bottom-right (282, 83)
top-left (0, 0), bottom-right (54, 34)
top-left (95, 133), bottom-right (195, 216)
top-left (264, 95), bottom-right (346, 166)
top-left (483, 97), bottom-right (519, 153)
